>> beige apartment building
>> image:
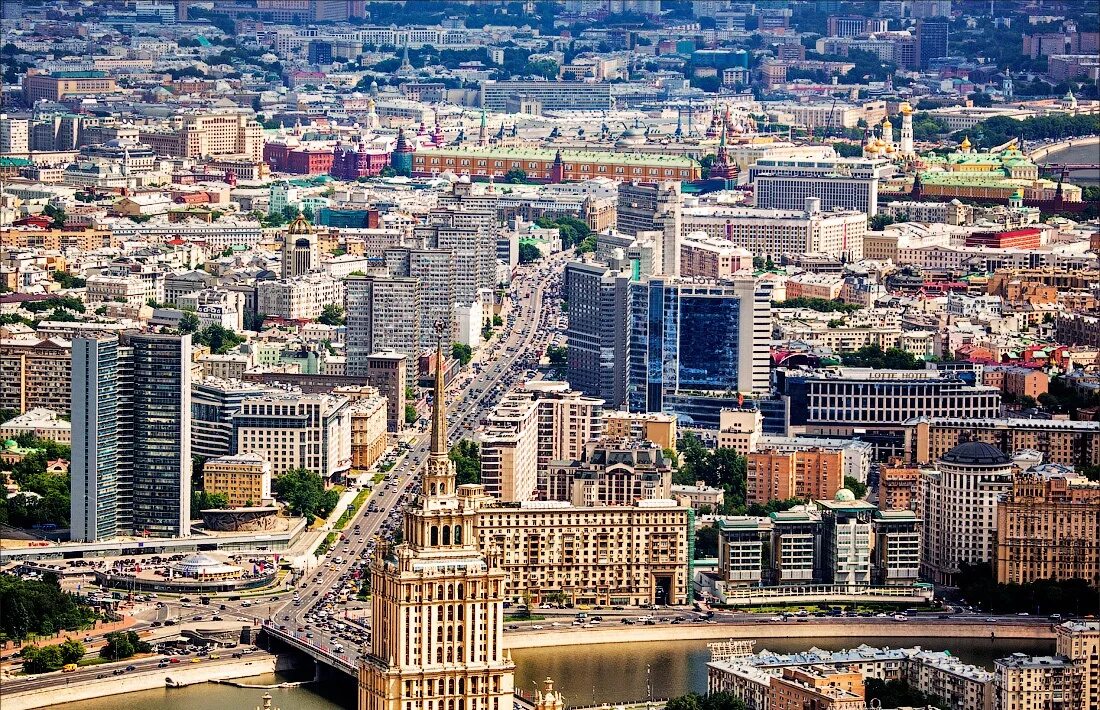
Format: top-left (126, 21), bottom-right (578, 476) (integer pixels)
top-left (139, 112), bottom-right (263, 161)
top-left (716, 408), bottom-right (762, 455)
top-left (905, 416), bottom-right (1100, 468)
top-left (478, 392), bottom-right (540, 502)
top-left (995, 654), bottom-right (1083, 710)
top-left (1057, 621), bottom-right (1100, 710)
top-left (474, 500), bottom-right (691, 606)
top-left (995, 472), bottom-right (1100, 587)
top-left (0, 337), bottom-right (72, 415)
top-left (746, 448), bottom-right (845, 504)
top-left (604, 411), bottom-right (677, 450)
top-left (543, 438), bottom-right (673, 506)
top-left (234, 392), bottom-right (352, 479)
top-left (202, 452), bottom-right (272, 508)
top-left (768, 667), bottom-right (865, 710)
top-left (346, 388), bottom-right (389, 472)
top-left (22, 72), bottom-right (118, 102)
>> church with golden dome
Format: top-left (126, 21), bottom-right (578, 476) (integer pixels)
top-left (863, 101), bottom-right (916, 162)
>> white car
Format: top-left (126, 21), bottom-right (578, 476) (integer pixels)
top-left (531, 625), bottom-right (543, 630)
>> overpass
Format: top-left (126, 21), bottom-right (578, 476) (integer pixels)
top-left (260, 621), bottom-right (357, 677)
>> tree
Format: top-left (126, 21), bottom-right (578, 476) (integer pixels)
top-left (546, 344), bottom-right (567, 367)
top-left (192, 324), bottom-right (244, 354)
top-left (843, 476), bottom-right (867, 499)
top-left (0, 574), bottom-right (97, 643)
top-left (405, 403), bottom-right (419, 425)
top-left (504, 167), bottom-right (527, 184)
top-left (178, 312), bottom-right (200, 334)
top-left (273, 468), bottom-right (339, 520)
top-left (492, 314), bottom-right (503, 327)
top-left (449, 440), bottom-right (481, 485)
top-left (379, 165), bottom-right (398, 178)
top-left (841, 344), bottom-right (924, 369)
top-left (773, 297), bottom-right (860, 314)
top-left (42, 203), bottom-right (66, 228)
top-left (191, 490), bottom-right (229, 511)
top-left (51, 270), bottom-right (85, 289)
top-left (100, 631), bottom-right (149, 661)
top-left (695, 525), bottom-right (718, 559)
top-left (518, 242), bottom-right (542, 264)
top-left (865, 679), bottom-right (943, 708)
top-left (318, 303), bottom-right (346, 326)
top-left (452, 343), bottom-right (473, 366)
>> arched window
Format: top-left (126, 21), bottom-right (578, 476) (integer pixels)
top-left (437, 584), bottom-right (445, 599)
top-left (457, 583), bottom-right (464, 599)
top-left (443, 526), bottom-right (451, 545)
top-left (439, 481), bottom-right (446, 495)
top-left (436, 648), bottom-right (443, 664)
top-left (430, 526), bottom-right (438, 546)
top-left (430, 482), bottom-right (437, 495)
top-left (447, 584), bottom-right (454, 599)
top-left (454, 525), bottom-right (462, 544)
top-left (437, 626), bottom-right (444, 642)
top-left (449, 680), bottom-right (456, 695)
top-left (447, 606), bottom-right (454, 621)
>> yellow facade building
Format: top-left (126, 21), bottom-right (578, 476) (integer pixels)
top-left (203, 453), bottom-right (273, 508)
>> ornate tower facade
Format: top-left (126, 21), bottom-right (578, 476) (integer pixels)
top-left (359, 320), bottom-right (515, 710)
top-left (898, 102), bottom-right (914, 156)
top-left (282, 214), bottom-right (318, 279)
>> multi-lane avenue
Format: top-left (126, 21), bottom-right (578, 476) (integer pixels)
top-left (264, 252), bottom-right (568, 662)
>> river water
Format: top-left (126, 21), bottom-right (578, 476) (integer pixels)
top-left (60, 635), bottom-right (1055, 710)
top-left (1041, 141), bottom-right (1100, 185)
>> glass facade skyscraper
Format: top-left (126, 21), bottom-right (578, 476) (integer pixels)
top-left (628, 277), bottom-right (771, 417)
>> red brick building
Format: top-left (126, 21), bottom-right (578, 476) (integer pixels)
top-left (965, 228), bottom-right (1042, 249)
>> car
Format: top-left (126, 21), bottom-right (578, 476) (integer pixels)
top-left (169, 658), bottom-right (181, 664)
top-left (874, 612), bottom-right (889, 618)
top-left (530, 625), bottom-right (543, 630)
top-left (769, 616), bottom-right (783, 622)
top-left (190, 658), bottom-right (202, 663)
top-left (209, 654), bottom-right (220, 660)
top-left (125, 665), bottom-right (136, 671)
top-left (1017, 612), bottom-right (1030, 616)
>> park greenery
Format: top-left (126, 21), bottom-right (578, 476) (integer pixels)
top-left (405, 403), bottom-right (419, 425)
top-left (449, 439), bottom-right (481, 486)
top-left (546, 344), bottom-right (567, 367)
top-left (0, 573), bottom-right (97, 643)
top-left (865, 679), bottom-right (944, 708)
top-left (100, 630), bottom-right (151, 661)
top-left (191, 490), bottom-right (229, 511)
top-left (273, 467), bottom-right (340, 521)
top-left (20, 639), bottom-right (85, 673)
top-left (178, 318), bottom-right (245, 355)
top-left (0, 434), bottom-right (72, 529)
top-left (51, 270), bottom-right (86, 289)
top-left (773, 297), bottom-right (860, 314)
top-left (958, 113), bottom-right (1100, 150)
top-left (534, 215), bottom-right (596, 253)
top-left (843, 476), bottom-right (867, 499)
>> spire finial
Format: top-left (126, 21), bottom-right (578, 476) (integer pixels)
top-left (430, 318), bottom-right (447, 458)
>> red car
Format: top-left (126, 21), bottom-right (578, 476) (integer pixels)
top-left (169, 658), bottom-right (181, 664)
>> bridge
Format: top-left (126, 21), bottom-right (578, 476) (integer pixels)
top-left (260, 620), bottom-right (357, 677)
top-left (1038, 163), bottom-right (1100, 172)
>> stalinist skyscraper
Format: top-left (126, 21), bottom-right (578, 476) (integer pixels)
top-left (359, 320), bottom-right (515, 710)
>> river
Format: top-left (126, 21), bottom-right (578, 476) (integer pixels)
top-left (1041, 141), bottom-right (1100, 185)
top-left (57, 635), bottom-right (1055, 710)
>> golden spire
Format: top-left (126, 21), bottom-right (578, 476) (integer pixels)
top-left (431, 318), bottom-right (447, 458)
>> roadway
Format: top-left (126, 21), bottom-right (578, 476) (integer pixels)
top-left (263, 253), bottom-right (568, 663)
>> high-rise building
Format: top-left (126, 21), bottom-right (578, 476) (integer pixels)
top-left (995, 471), bottom-right (1100, 587)
top-left (479, 392), bottom-right (540, 502)
top-left (916, 18), bottom-right (950, 68)
top-left (680, 202), bottom-right (868, 261)
top-left (994, 654), bottom-right (1083, 710)
top-left (904, 416), bottom-right (1100, 469)
top-left (918, 441), bottom-right (1014, 586)
top-left (415, 207), bottom-right (498, 307)
top-left (564, 261), bottom-right (631, 408)
top-left (616, 181), bottom-right (682, 276)
top-left (129, 333), bottom-right (192, 538)
top-left (0, 113), bottom-right (30, 153)
top-left (345, 274), bottom-right (421, 389)
top-left (383, 247), bottom-right (456, 354)
top-left (70, 338), bottom-right (120, 543)
top-left (359, 323), bottom-right (516, 710)
top-left (72, 333), bottom-right (192, 541)
top-left (749, 158), bottom-right (894, 217)
top-left (627, 276), bottom-right (772, 415)
top-left (365, 352), bottom-right (408, 433)
top-left (817, 494), bottom-right (874, 592)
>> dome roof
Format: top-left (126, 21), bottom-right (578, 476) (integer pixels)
top-left (834, 488), bottom-right (856, 502)
top-left (940, 441), bottom-right (1011, 466)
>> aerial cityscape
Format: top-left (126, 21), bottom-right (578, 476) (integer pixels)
top-left (0, 1), bottom-right (1097, 709)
